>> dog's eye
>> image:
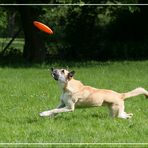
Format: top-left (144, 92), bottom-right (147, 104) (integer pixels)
top-left (61, 70), bottom-right (65, 73)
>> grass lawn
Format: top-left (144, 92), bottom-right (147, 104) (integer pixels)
top-left (0, 38), bottom-right (24, 52)
top-left (0, 60), bottom-right (148, 147)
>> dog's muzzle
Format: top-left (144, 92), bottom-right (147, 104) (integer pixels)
top-left (52, 72), bottom-right (59, 81)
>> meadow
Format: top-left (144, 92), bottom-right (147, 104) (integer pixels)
top-left (0, 60), bottom-right (148, 147)
top-left (0, 38), bottom-right (24, 52)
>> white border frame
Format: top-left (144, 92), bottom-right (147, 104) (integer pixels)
top-left (0, 2), bottom-right (148, 146)
top-left (0, 3), bottom-right (148, 6)
top-left (1, 142), bottom-right (148, 146)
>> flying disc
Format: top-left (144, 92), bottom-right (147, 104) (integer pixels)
top-left (33, 21), bottom-right (53, 35)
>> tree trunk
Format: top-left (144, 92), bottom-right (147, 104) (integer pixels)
top-left (7, 11), bottom-right (16, 37)
top-left (18, 6), bottom-right (46, 62)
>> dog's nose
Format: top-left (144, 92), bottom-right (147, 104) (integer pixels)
top-left (52, 70), bottom-right (59, 80)
top-left (53, 71), bottom-right (57, 76)
top-left (52, 69), bottom-right (58, 75)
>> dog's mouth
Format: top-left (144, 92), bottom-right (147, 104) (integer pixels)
top-left (52, 73), bottom-right (59, 81)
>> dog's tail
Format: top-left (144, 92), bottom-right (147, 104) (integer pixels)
top-left (122, 87), bottom-right (148, 100)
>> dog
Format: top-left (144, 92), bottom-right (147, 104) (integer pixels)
top-left (40, 68), bottom-right (148, 119)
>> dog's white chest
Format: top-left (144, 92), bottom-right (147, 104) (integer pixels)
top-left (60, 92), bottom-right (72, 105)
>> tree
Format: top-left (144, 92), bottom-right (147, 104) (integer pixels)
top-left (16, 0), bottom-right (57, 62)
top-left (18, 5), bottom-right (46, 62)
top-left (0, 0), bottom-right (147, 62)
top-left (0, 0), bottom-right (48, 62)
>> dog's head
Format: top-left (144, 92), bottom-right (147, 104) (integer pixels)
top-left (51, 68), bottom-right (75, 83)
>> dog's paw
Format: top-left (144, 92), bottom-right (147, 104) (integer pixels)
top-left (128, 113), bottom-right (133, 116)
top-left (126, 113), bottom-right (133, 119)
top-left (39, 111), bottom-right (53, 117)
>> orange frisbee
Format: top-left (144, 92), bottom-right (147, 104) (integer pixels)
top-left (33, 21), bottom-right (53, 35)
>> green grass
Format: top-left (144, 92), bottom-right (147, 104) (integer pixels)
top-left (0, 61), bottom-right (148, 146)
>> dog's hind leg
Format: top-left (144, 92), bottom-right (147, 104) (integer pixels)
top-left (117, 101), bottom-right (133, 119)
top-left (109, 104), bottom-right (119, 117)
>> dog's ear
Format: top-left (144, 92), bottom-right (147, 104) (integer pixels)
top-left (68, 71), bottom-right (75, 79)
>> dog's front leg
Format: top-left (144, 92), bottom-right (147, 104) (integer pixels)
top-left (40, 104), bottom-right (75, 117)
top-left (57, 100), bottom-right (65, 108)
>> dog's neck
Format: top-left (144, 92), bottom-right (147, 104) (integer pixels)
top-left (58, 78), bottom-right (84, 93)
top-left (58, 80), bottom-right (67, 91)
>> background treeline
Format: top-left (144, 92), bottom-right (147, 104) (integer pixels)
top-left (0, 0), bottom-right (148, 62)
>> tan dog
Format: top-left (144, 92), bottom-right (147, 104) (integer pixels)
top-left (40, 68), bottom-right (148, 119)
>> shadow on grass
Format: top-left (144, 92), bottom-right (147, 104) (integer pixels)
top-left (0, 53), bottom-right (112, 68)
top-left (0, 52), bottom-right (148, 68)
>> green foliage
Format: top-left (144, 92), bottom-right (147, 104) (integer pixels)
top-left (51, 5), bottom-right (144, 60)
top-left (0, 8), bottom-right (7, 37)
top-left (0, 2), bottom-right (148, 61)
